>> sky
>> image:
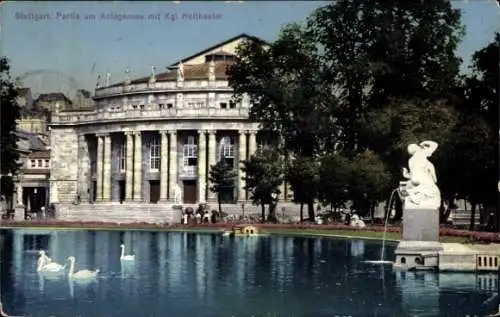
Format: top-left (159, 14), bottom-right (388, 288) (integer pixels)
top-left (1, 1), bottom-right (499, 100)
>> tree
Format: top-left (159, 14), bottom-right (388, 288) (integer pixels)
top-left (286, 156), bottom-right (319, 221)
top-left (348, 150), bottom-right (391, 218)
top-left (241, 147), bottom-right (284, 222)
top-left (208, 160), bottom-right (237, 215)
top-left (310, 0), bottom-right (463, 152)
top-left (228, 24), bottom-right (339, 158)
top-left (0, 57), bottom-right (21, 203)
top-left (318, 153), bottom-right (352, 213)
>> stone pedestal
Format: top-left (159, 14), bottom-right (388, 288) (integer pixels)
top-left (394, 208), bottom-right (443, 271)
top-left (14, 205), bottom-right (24, 221)
top-left (402, 208), bottom-right (440, 241)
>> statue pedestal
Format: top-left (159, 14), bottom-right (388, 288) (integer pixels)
top-left (402, 208), bottom-right (440, 241)
top-left (394, 208), bottom-right (443, 271)
top-left (14, 205), bottom-right (25, 221)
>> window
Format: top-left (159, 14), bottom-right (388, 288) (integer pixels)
top-left (220, 102), bottom-right (227, 109)
top-left (167, 103), bottom-right (173, 109)
top-left (139, 104), bottom-right (145, 110)
top-left (183, 136), bottom-right (198, 167)
top-left (150, 136), bottom-right (161, 170)
top-left (229, 101), bottom-right (236, 109)
top-left (37, 160), bottom-right (43, 167)
top-left (187, 101), bottom-right (204, 108)
top-left (158, 104), bottom-right (164, 109)
top-left (30, 160), bottom-right (36, 168)
top-left (119, 141), bottom-right (126, 172)
top-left (132, 105), bottom-right (138, 109)
top-left (44, 159), bottom-right (50, 168)
top-left (218, 136), bottom-right (235, 167)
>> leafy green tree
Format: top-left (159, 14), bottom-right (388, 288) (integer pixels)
top-left (348, 150), bottom-right (391, 218)
top-left (241, 147), bottom-right (284, 222)
top-left (208, 160), bottom-right (237, 215)
top-left (0, 57), bottom-right (21, 203)
top-left (286, 156), bottom-right (319, 221)
top-left (453, 32), bottom-right (499, 230)
top-left (310, 0), bottom-right (463, 152)
top-left (228, 25), bottom-right (339, 158)
top-left (318, 153), bottom-right (352, 213)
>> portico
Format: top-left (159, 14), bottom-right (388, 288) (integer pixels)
top-left (77, 129), bottom-right (258, 204)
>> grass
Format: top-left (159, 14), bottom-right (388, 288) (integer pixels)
top-left (0, 222), bottom-right (475, 244)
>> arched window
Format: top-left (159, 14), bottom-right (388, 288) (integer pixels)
top-left (150, 136), bottom-right (161, 170)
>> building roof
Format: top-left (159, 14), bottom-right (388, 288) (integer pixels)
top-left (15, 129), bottom-right (47, 151)
top-left (116, 61), bottom-right (235, 87)
top-left (168, 33), bottom-right (269, 67)
top-left (28, 150), bottom-right (50, 159)
top-left (35, 93), bottom-right (73, 105)
top-left (100, 33), bottom-right (267, 89)
top-left (17, 87), bottom-right (32, 98)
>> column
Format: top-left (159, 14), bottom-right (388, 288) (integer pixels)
top-left (238, 131), bottom-right (247, 201)
top-left (125, 132), bottom-right (134, 201)
top-left (102, 133), bottom-right (112, 201)
top-left (168, 131), bottom-right (177, 201)
top-left (198, 130), bottom-right (207, 202)
top-left (207, 130), bottom-right (217, 201)
top-left (248, 130), bottom-right (257, 157)
top-left (133, 131), bottom-right (142, 201)
top-left (77, 134), bottom-right (89, 201)
top-left (160, 130), bottom-right (169, 201)
top-left (96, 134), bottom-right (104, 201)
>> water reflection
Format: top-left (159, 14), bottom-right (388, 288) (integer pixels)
top-left (0, 229), bottom-right (497, 317)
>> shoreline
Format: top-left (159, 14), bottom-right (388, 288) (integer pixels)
top-left (0, 220), bottom-right (498, 243)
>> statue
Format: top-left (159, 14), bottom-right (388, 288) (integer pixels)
top-left (125, 67), bottom-right (131, 84)
top-left (96, 74), bottom-right (101, 88)
top-left (208, 60), bottom-right (215, 81)
top-left (177, 62), bottom-right (184, 82)
top-left (401, 140), bottom-right (441, 209)
top-left (105, 72), bottom-right (111, 86)
top-left (174, 183), bottom-right (182, 204)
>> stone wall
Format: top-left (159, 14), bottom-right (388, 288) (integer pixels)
top-left (50, 127), bottom-right (78, 203)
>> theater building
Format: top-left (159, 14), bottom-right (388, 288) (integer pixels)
top-left (49, 34), bottom-right (289, 208)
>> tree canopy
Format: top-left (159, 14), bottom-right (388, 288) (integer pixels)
top-left (0, 57), bottom-right (21, 199)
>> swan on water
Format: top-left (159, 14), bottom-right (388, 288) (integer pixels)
top-left (67, 256), bottom-right (99, 279)
top-left (120, 244), bottom-right (135, 261)
top-left (37, 251), bottom-right (65, 273)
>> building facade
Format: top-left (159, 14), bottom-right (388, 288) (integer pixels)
top-left (13, 130), bottom-right (51, 216)
top-left (49, 34), bottom-right (286, 206)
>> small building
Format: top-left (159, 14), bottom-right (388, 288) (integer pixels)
top-left (14, 129), bottom-right (51, 215)
top-left (34, 92), bottom-right (73, 113)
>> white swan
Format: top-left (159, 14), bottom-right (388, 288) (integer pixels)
top-left (67, 256), bottom-right (99, 279)
top-left (120, 244), bottom-right (135, 261)
top-left (37, 251), bottom-right (65, 273)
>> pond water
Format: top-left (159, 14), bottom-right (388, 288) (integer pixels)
top-left (0, 229), bottom-right (498, 317)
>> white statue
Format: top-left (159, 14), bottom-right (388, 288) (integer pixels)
top-left (208, 60), bottom-right (215, 81)
top-left (174, 183), bottom-right (182, 204)
top-left (401, 140), bottom-right (441, 209)
top-left (105, 72), bottom-right (111, 86)
top-left (177, 62), bottom-right (184, 82)
top-left (125, 67), bottom-right (131, 84)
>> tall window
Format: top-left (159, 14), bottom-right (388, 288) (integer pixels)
top-left (183, 136), bottom-right (198, 167)
top-left (119, 141), bottom-right (126, 172)
top-left (218, 136), bottom-right (235, 167)
top-left (150, 136), bottom-right (161, 170)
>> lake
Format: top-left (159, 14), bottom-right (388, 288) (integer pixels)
top-left (0, 229), bottom-right (498, 316)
